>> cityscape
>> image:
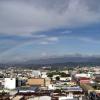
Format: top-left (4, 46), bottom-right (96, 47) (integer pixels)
top-left (0, 0), bottom-right (100, 100)
top-left (0, 65), bottom-right (99, 100)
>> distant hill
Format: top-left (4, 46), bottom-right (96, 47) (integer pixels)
top-left (1, 55), bottom-right (100, 66)
top-left (0, 55), bottom-right (100, 69)
top-left (25, 55), bottom-right (100, 64)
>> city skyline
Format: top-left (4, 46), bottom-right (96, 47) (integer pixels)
top-left (0, 0), bottom-right (100, 63)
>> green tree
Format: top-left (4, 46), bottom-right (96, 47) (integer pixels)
top-left (56, 76), bottom-right (60, 81)
top-left (47, 73), bottom-right (53, 78)
top-left (60, 72), bottom-right (67, 77)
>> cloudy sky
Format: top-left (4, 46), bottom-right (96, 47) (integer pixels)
top-left (0, 0), bottom-right (100, 63)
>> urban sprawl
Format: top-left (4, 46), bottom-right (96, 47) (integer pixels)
top-left (0, 66), bottom-right (99, 100)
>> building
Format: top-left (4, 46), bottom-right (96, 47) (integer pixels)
top-left (41, 71), bottom-right (47, 78)
top-left (45, 78), bottom-right (51, 87)
top-left (17, 86), bottom-right (39, 93)
top-left (27, 96), bottom-right (51, 100)
top-left (94, 74), bottom-right (100, 83)
top-left (27, 78), bottom-right (45, 86)
top-left (89, 91), bottom-right (100, 100)
top-left (78, 77), bottom-right (91, 84)
top-left (4, 78), bottom-right (16, 89)
top-left (75, 73), bottom-right (91, 78)
top-left (59, 93), bottom-right (74, 100)
top-left (11, 96), bottom-right (24, 100)
top-left (32, 70), bottom-right (41, 78)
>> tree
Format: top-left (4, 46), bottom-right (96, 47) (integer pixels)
top-left (54, 89), bottom-right (61, 93)
top-left (60, 72), bottom-right (67, 77)
top-left (47, 73), bottom-right (53, 78)
top-left (56, 76), bottom-right (60, 81)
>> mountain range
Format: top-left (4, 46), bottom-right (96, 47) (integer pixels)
top-left (25, 55), bottom-right (100, 64)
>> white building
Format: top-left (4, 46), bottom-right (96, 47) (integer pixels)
top-left (41, 72), bottom-right (47, 78)
top-left (32, 70), bottom-right (41, 77)
top-left (59, 93), bottom-right (74, 100)
top-left (48, 84), bottom-right (56, 90)
top-left (28, 96), bottom-right (51, 100)
top-left (75, 73), bottom-right (91, 78)
top-left (4, 78), bottom-right (16, 89)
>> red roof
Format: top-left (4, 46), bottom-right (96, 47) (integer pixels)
top-left (96, 93), bottom-right (100, 97)
top-left (79, 77), bottom-right (90, 80)
top-left (80, 80), bottom-right (90, 83)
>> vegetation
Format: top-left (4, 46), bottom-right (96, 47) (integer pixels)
top-left (56, 76), bottom-right (60, 81)
top-left (47, 71), bottom-right (70, 78)
top-left (47, 73), bottom-right (53, 77)
top-left (54, 89), bottom-right (61, 93)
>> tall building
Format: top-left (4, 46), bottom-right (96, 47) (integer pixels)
top-left (4, 78), bottom-right (16, 89)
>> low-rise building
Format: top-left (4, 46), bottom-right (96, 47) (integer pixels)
top-left (78, 77), bottom-right (91, 84)
top-left (32, 70), bottom-right (41, 78)
top-left (27, 78), bottom-right (45, 86)
top-left (4, 78), bottom-right (16, 89)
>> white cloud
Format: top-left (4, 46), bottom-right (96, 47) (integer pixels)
top-left (61, 30), bottom-right (72, 34)
top-left (39, 37), bottom-right (59, 45)
top-left (46, 37), bottom-right (59, 42)
top-left (64, 35), bottom-right (100, 44)
top-left (78, 37), bottom-right (100, 44)
top-left (0, 0), bottom-right (100, 35)
top-left (0, 0), bottom-right (100, 63)
top-left (41, 52), bottom-right (47, 57)
top-left (40, 41), bottom-right (49, 45)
